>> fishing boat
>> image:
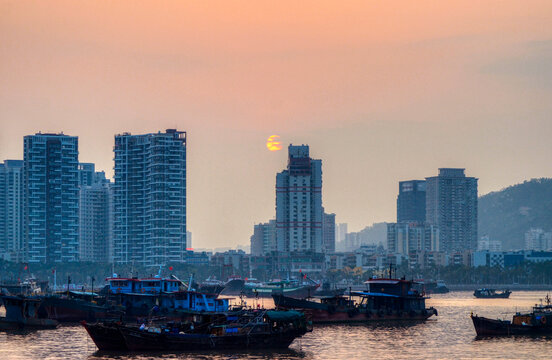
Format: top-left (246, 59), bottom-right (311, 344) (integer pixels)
top-left (423, 280), bottom-right (450, 294)
top-left (473, 288), bottom-right (511, 299)
top-left (273, 277), bottom-right (437, 323)
top-left (0, 278), bottom-right (47, 296)
top-left (39, 291), bottom-right (119, 322)
top-left (471, 295), bottom-right (552, 336)
top-left (313, 282), bottom-right (346, 297)
top-left (197, 277), bottom-right (225, 295)
top-left (222, 278), bottom-right (319, 299)
top-left (0, 295), bottom-right (59, 330)
top-left (82, 321), bottom-right (130, 350)
top-left (84, 310), bottom-right (310, 351)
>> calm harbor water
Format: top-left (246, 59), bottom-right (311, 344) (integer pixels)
top-left (1, 291), bottom-right (552, 359)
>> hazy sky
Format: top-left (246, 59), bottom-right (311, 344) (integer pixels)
top-left (1, 1), bottom-right (552, 249)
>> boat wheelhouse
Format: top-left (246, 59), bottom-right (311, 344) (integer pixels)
top-left (105, 275), bottom-right (229, 317)
top-left (106, 275), bottom-right (181, 294)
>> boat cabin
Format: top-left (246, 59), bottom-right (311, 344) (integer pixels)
top-left (172, 292), bottom-right (229, 312)
top-left (365, 279), bottom-right (418, 297)
top-left (106, 276), bottom-right (180, 294)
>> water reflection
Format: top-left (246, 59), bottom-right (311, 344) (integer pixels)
top-left (1, 291), bottom-right (552, 359)
top-left (89, 348), bottom-right (310, 360)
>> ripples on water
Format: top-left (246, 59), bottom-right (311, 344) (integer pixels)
top-left (1, 291), bottom-right (552, 359)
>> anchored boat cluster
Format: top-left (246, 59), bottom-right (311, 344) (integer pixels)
top-left (0, 274), bottom-right (549, 352)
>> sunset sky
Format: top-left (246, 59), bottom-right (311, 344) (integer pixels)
top-left (1, 1), bottom-right (552, 249)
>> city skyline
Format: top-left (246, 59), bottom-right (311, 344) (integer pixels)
top-left (2, 1), bottom-right (552, 249)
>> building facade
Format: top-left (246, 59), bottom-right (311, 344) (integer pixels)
top-left (425, 168), bottom-right (478, 253)
top-left (387, 222), bottom-right (439, 255)
top-left (23, 133), bottom-right (80, 263)
top-left (524, 228), bottom-right (552, 251)
top-left (79, 171), bottom-right (112, 262)
top-left (322, 212), bottom-right (336, 253)
top-left (275, 145), bottom-right (323, 253)
top-left (112, 129), bottom-right (187, 266)
top-left (478, 235), bottom-right (502, 252)
top-left (250, 220), bottom-right (276, 256)
top-left (397, 180), bottom-right (426, 223)
top-left (0, 160), bottom-right (24, 261)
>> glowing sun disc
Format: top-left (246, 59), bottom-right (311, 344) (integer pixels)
top-left (266, 135), bottom-right (282, 151)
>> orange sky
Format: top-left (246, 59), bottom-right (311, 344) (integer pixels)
top-left (1, 1), bottom-right (552, 249)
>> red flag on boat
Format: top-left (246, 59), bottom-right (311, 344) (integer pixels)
top-left (169, 266), bottom-right (173, 271)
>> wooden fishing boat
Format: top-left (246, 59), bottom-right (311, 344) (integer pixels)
top-left (0, 295), bottom-right (59, 330)
top-left (83, 310), bottom-right (310, 352)
top-left (274, 277), bottom-right (437, 323)
top-left (81, 321), bottom-right (129, 350)
top-left (471, 295), bottom-right (552, 336)
top-left (473, 288), bottom-right (511, 299)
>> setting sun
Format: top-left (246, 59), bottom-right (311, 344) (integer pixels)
top-left (266, 135), bottom-right (282, 151)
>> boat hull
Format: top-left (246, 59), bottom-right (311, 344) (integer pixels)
top-left (244, 285), bottom-right (319, 299)
top-left (82, 321), bottom-right (128, 351)
top-left (40, 297), bottom-right (113, 322)
top-left (0, 317), bottom-right (59, 330)
top-left (273, 294), bottom-right (436, 323)
top-left (471, 315), bottom-right (542, 336)
top-left (302, 308), bottom-right (435, 323)
top-left (119, 326), bottom-right (301, 351)
top-left (474, 293), bottom-right (511, 299)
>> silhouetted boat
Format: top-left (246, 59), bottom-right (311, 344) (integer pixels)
top-left (471, 295), bottom-right (552, 336)
top-left (39, 291), bottom-right (117, 322)
top-left (83, 310), bottom-right (310, 351)
top-left (473, 288), bottom-right (511, 299)
top-left (223, 278), bottom-right (319, 299)
top-left (313, 282), bottom-right (346, 297)
top-left (274, 278), bottom-right (437, 323)
top-left (82, 321), bottom-right (129, 350)
top-left (0, 295), bottom-right (58, 330)
top-left (197, 277), bottom-right (225, 295)
top-left (423, 280), bottom-right (450, 294)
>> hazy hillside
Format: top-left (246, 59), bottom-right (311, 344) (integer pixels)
top-left (479, 178), bottom-right (552, 250)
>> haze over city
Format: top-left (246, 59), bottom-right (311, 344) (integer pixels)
top-left (1, 1), bottom-right (552, 249)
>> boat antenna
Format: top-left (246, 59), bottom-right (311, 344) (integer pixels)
top-left (170, 274), bottom-right (187, 289)
top-left (188, 273), bottom-right (195, 291)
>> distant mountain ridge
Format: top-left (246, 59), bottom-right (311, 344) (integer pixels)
top-left (479, 178), bottom-right (552, 250)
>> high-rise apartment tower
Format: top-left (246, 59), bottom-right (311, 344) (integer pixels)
top-left (275, 145), bottom-right (323, 253)
top-left (397, 180), bottom-right (426, 223)
top-left (425, 168), bottom-right (478, 253)
top-left (0, 160), bottom-right (24, 261)
top-left (112, 129), bottom-right (187, 266)
top-left (23, 133), bottom-right (79, 263)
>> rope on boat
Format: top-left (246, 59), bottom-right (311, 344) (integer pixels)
top-left (246, 309), bottom-right (268, 336)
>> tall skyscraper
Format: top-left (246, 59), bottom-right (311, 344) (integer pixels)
top-left (426, 168), bottom-right (478, 253)
top-left (275, 145), bottom-right (323, 253)
top-left (79, 171), bottom-right (112, 262)
top-left (397, 180), bottom-right (426, 223)
top-left (0, 160), bottom-right (24, 261)
top-left (23, 133), bottom-right (79, 263)
top-left (113, 129), bottom-right (186, 266)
